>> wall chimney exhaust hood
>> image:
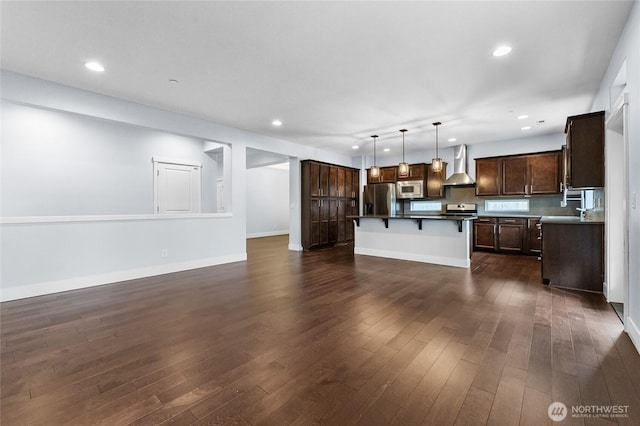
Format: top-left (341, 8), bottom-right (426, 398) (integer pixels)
top-left (443, 145), bottom-right (475, 186)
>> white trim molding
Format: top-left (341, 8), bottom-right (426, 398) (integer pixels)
top-left (1, 213), bottom-right (232, 224)
top-left (247, 230), bottom-right (289, 239)
top-left (0, 253), bottom-right (247, 302)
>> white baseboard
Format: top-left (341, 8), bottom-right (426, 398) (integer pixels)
top-left (354, 247), bottom-right (470, 269)
top-left (626, 316), bottom-right (640, 355)
top-left (288, 243), bottom-right (303, 251)
top-left (0, 253), bottom-right (247, 302)
top-left (246, 230), bottom-right (289, 239)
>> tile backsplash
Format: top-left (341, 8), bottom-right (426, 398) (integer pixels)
top-left (402, 186), bottom-right (581, 216)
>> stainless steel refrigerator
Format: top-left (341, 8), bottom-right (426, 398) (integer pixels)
top-left (363, 183), bottom-right (397, 216)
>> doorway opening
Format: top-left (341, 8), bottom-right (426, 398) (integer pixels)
top-left (605, 87), bottom-right (629, 327)
top-left (245, 148), bottom-right (293, 252)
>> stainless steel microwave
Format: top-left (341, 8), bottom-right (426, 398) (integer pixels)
top-left (396, 180), bottom-right (424, 199)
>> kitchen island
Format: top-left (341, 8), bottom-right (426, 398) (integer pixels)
top-left (349, 215), bottom-right (476, 268)
top-left (540, 215), bottom-right (605, 292)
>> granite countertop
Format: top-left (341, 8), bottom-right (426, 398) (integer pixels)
top-left (348, 214), bottom-right (477, 221)
top-left (540, 215), bottom-right (604, 224)
top-left (477, 213), bottom-right (545, 218)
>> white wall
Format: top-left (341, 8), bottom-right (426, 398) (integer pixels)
top-left (246, 165), bottom-right (290, 238)
top-left (591, 0), bottom-right (640, 352)
top-left (2, 101), bottom-right (218, 216)
top-left (0, 71), bottom-right (353, 301)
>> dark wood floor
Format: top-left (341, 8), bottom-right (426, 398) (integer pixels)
top-left (2, 235), bottom-right (639, 425)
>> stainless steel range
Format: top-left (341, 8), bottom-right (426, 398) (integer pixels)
top-left (445, 203), bottom-right (478, 216)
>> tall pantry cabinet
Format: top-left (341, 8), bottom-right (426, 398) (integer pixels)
top-left (301, 160), bottom-right (360, 250)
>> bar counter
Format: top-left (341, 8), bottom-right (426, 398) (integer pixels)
top-left (348, 214), bottom-right (477, 268)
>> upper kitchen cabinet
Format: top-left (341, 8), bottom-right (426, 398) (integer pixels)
top-left (475, 158), bottom-right (501, 196)
top-left (528, 152), bottom-right (562, 194)
top-left (397, 163), bottom-right (426, 180)
top-left (367, 163), bottom-right (445, 199)
top-left (367, 166), bottom-right (398, 184)
top-left (476, 151), bottom-right (562, 197)
top-left (503, 152), bottom-right (562, 195)
top-left (501, 156), bottom-right (528, 195)
top-left (426, 162), bottom-right (447, 198)
top-left (564, 111), bottom-right (605, 189)
top-left (307, 161), bottom-right (330, 197)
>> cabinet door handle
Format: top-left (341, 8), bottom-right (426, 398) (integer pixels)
top-left (559, 182), bottom-right (563, 193)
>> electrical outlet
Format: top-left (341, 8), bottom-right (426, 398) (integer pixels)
top-left (161, 249), bottom-right (168, 258)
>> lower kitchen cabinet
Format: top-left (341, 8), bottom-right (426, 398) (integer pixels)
top-left (497, 218), bottom-right (525, 252)
top-left (541, 222), bottom-right (604, 292)
top-left (527, 218), bottom-right (542, 254)
top-left (474, 216), bottom-right (540, 255)
top-left (474, 217), bottom-right (497, 250)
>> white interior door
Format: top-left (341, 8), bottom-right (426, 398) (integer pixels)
top-left (154, 161), bottom-right (201, 214)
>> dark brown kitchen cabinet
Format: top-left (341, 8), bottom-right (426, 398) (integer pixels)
top-left (380, 166), bottom-right (397, 183)
top-left (302, 160), bottom-right (360, 250)
top-left (542, 222), bottom-right (604, 292)
top-left (350, 170), bottom-right (360, 199)
top-left (564, 111), bottom-right (604, 189)
top-left (329, 167), bottom-right (339, 197)
top-left (367, 163), bottom-right (446, 199)
top-left (474, 217), bottom-right (497, 250)
top-left (397, 163), bottom-right (426, 180)
top-left (426, 162), bottom-right (447, 198)
top-left (474, 216), bottom-right (540, 255)
top-left (501, 156), bottom-right (528, 195)
top-left (309, 198), bottom-right (330, 246)
top-left (366, 168), bottom-right (379, 184)
top-left (337, 168), bottom-right (345, 197)
top-left (529, 152), bottom-right (562, 194)
top-left (527, 218), bottom-right (542, 254)
top-left (475, 158), bottom-right (501, 196)
top-left (502, 152), bottom-right (562, 196)
top-left (497, 218), bottom-right (525, 253)
top-left (473, 217), bottom-right (497, 251)
top-left (367, 166), bottom-right (397, 184)
top-left (476, 151), bottom-right (561, 197)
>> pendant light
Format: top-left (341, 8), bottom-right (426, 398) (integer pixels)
top-left (432, 121), bottom-right (443, 173)
top-left (398, 129), bottom-right (409, 178)
top-left (370, 135), bottom-right (380, 178)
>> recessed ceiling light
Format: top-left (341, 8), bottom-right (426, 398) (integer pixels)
top-left (517, 114), bottom-right (528, 120)
top-left (383, 148), bottom-right (390, 152)
top-left (84, 61), bottom-right (105, 72)
top-left (272, 120), bottom-right (282, 127)
top-left (521, 126), bottom-right (531, 130)
top-left (493, 46), bottom-right (512, 57)
top-left (448, 138), bottom-right (457, 142)
top-left (169, 79), bottom-right (179, 84)
top-left (352, 145), bottom-right (359, 150)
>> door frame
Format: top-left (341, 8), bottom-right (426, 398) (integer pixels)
top-left (605, 92), bottom-right (630, 329)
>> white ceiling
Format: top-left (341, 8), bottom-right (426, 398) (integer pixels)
top-left (0, 1), bottom-right (634, 157)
